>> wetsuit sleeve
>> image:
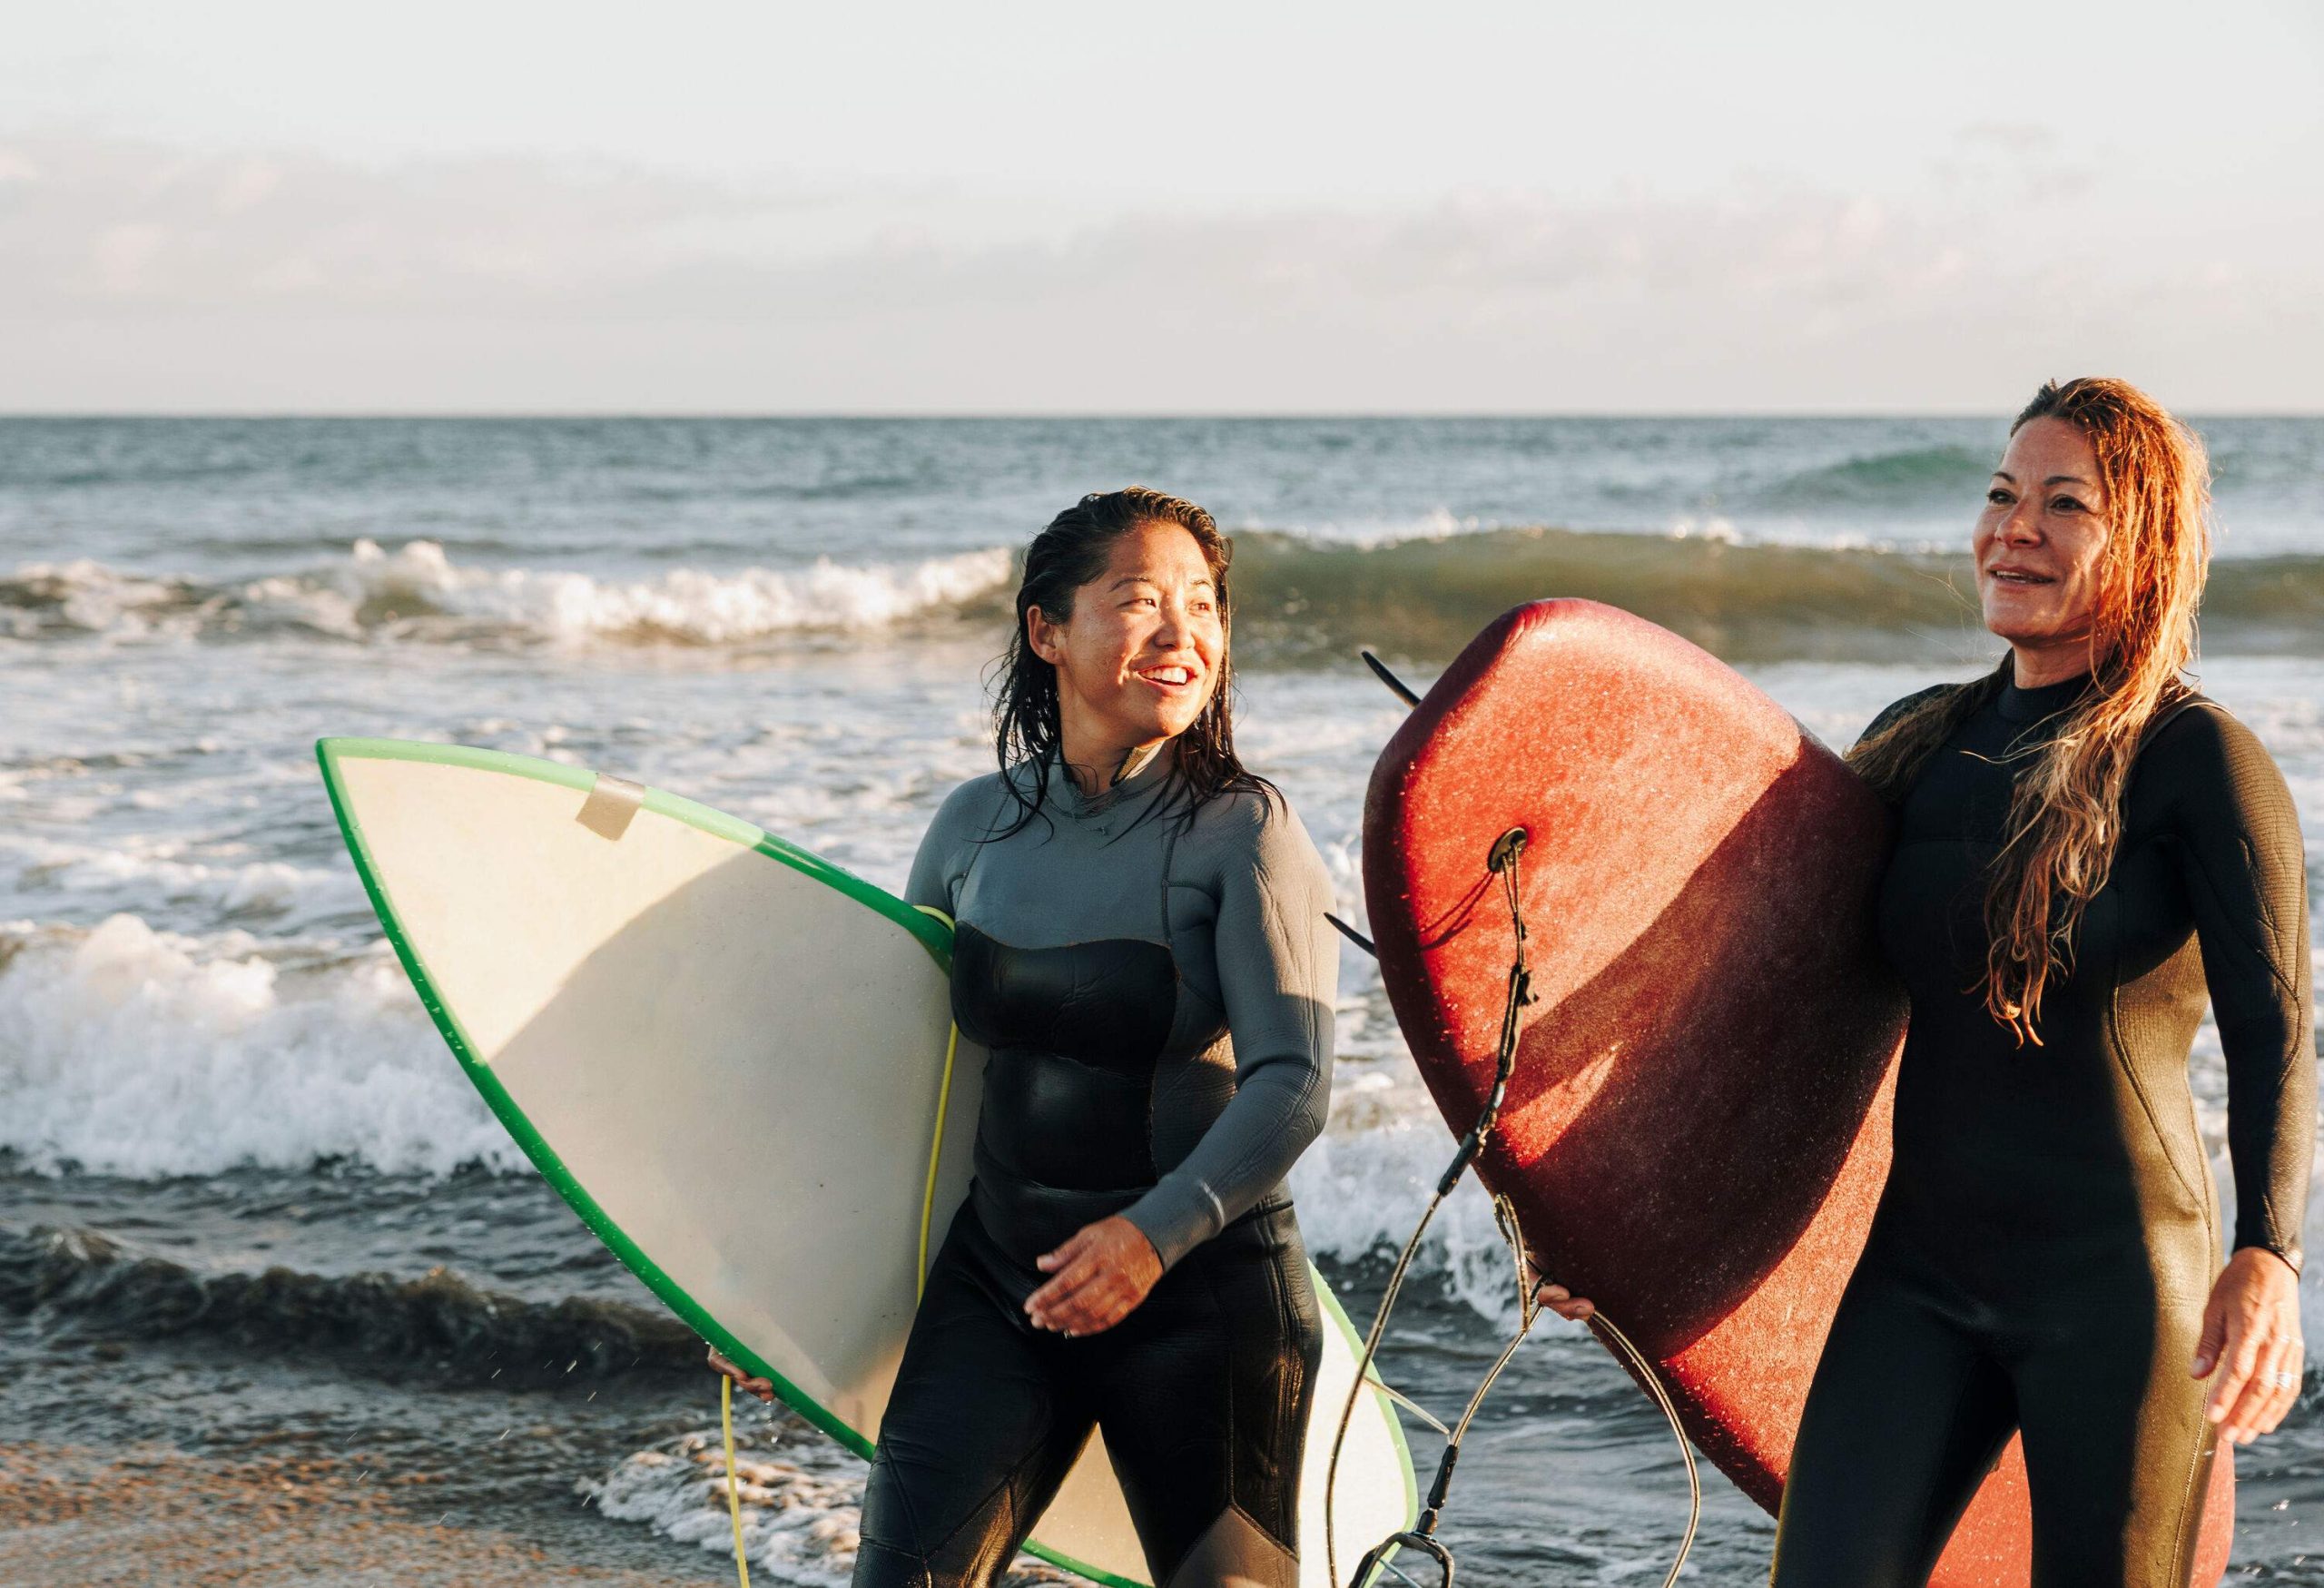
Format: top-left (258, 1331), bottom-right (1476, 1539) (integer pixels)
top-left (2154, 705), bottom-right (2316, 1268)
top-left (904, 777), bottom-right (994, 916)
top-left (1121, 796), bottom-right (1340, 1271)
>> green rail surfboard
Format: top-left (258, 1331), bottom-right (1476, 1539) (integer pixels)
top-left (318, 737), bottom-right (1415, 1587)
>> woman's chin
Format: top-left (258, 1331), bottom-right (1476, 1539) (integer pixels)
top-left (1981, 607), bottom-right (2066, 648)
top-left (1099, 710), bottom-right (1189, 750)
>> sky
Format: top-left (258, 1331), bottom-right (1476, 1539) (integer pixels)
top-left (3, 0), bottom-right (2321, 413)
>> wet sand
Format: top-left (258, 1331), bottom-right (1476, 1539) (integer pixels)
top-left (0, 1441), bottom-right (733, 1586)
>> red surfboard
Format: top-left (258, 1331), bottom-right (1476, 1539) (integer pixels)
top-left (1360, 599), bottom-right (2231, 1585)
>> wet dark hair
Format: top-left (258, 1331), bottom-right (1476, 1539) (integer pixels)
top-left (990, 487), bottom-right (1272, 837)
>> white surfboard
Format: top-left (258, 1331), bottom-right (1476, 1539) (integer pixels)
top-left (319, 737), bottom-right (1415, 1588)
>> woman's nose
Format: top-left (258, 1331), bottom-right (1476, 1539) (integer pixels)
top-left (1152, 601), bottom-right (1189, 647)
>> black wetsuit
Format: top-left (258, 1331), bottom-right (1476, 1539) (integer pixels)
top-left (1772, 676), bottom-right (2315, 1586)
top-left (855, 755), bottom-right (1340, 1588)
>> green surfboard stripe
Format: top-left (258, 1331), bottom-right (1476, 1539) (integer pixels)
top-left (315, 735), bottom-right (1413, 1588)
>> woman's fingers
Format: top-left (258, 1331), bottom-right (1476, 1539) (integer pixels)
top-left (2249, 1338), bottom-right (2300, 1437)
top-left (1028, 1259), bottom-right (1140, 1335)
top-left (2228, 1335), bottom-right (2302, 1442)
top-left (2197, 1249), bottom-right (2305, 1443)
top-left (1032, 1274), bottom-right (1119, 1334)
top-left (2267, 1347), bottom-right (2308, 1434)
top-left (1035, 1228), bottom-right (1094, 1274)
top-left (705, 1346), bottom-right (777, 1403)
top-left (1027, 1218), bottom-right (1160, 1336)
top-left (1025, 1228), bottom-right (1101, 1320)
top-left (2221, 1335), bottom-right (2286, 1443)
top-left (1533, 1282), bottom-right (1594, 1321)
top-left (1042, 1282), bottom-right (1132, 1336)
top-left (2191, 1296), bottom-right (2230, 1378)
top-left (1037, 1274), bottom-right (1131, 1335)
top-left (2206, 1312), bottom-right (2264, 1429)
top-left (1025, 1254), bottom-right (1099, 1320)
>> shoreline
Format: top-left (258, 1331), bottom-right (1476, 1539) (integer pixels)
top-left (0, 1438), bottom-right (733, 1587)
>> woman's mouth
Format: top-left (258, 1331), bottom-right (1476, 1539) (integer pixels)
top-left (1986, 567), bottom-right (2055, 587)
top-left (1137, 665), bottom-right (1195, 688)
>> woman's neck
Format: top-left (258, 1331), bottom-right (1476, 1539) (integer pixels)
top-left (1056, 729), bottom-right (1171, 797)
top-left (2009, 636), bottom-right (2095, 690)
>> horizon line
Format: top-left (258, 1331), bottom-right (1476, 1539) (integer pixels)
top-left (5, 408), bottom-right (2321, 422)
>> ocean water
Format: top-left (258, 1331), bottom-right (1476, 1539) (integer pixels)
top-left (2, 416), bottom-right (2319, 1584)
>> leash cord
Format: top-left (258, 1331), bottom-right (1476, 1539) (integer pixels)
top-left (722, 1375), bottom-right (752, 1588)
top-left (1326, 830), bottom-right (1699, 1588)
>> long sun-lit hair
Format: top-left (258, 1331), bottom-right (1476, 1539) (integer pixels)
top-left (1847, 378), bottom-right (2213, 1043)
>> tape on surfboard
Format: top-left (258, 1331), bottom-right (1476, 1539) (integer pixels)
top-left (576, 773), bottom-right (646, 840)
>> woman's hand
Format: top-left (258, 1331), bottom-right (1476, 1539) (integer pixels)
top-left (1026, 1217), bottom-right (1162, 1336)
top-left (707, 1345), bottom-right (777, 1405)
top-left (2192, 1247), bottom-right (2305, 1445)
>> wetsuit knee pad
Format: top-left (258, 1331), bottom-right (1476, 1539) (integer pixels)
top-left (850, 1536), bottom-right (938, 1588)
top-left (1162, 1505), bottom-right (1300, 1588)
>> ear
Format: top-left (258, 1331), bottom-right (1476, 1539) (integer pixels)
top-left (1025, 605), bottom-right (1068, 666)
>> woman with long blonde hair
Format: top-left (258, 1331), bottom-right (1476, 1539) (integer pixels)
top-left (1768, 379), bottom-right (2314, 1585)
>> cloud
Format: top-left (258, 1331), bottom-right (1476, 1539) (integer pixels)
top-left (2, 134), bottom-right (2316, 412)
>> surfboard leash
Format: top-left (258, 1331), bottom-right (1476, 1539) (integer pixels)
top-left (1324, 828), bottom-right (1698, 1588)
top-left (721, 1374), bottom-right (753, 1588)
top-left (1324, 829), bottom-right (1531, 1588)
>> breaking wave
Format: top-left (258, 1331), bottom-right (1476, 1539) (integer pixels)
top-left (0, 1224), bottom-right (698, 1384)
top-left (12, 531), bottom-right (2320, 664)
top-left (0, 539), bottom-right (1016, 649)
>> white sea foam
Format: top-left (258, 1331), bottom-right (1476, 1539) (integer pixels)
top-left (583, 1425), bottom-right (1069, 1588)
top-left (0, 833), bottom-right (340, 922)
top-left (0, 913), bottom-right (517, 1177)
top-left (1292, 1070), bottom-right (1545, 1327)
top-left (586, 1431), bottom-right (865, 1588)
top-left (3, 540), bottom-right (1017, 648)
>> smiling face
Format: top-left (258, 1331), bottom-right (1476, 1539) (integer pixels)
top-left (1025, 519), bottom-right (1226, 775)
top-left (1975, 416), bottom-right (2113, 683)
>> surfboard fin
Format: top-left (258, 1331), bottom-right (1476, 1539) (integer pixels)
top-left (1360, 650), bottom-right (1421, 708)
top-left (1325, 912), bottom-right (1376, 959)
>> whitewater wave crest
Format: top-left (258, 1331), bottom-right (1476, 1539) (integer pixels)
top-left (1, 539), bottom-right (1016, 649)
top-left (11, 532), bottom-right (2323, 664)
top-left (0, 913), bottom-right (514, 1177)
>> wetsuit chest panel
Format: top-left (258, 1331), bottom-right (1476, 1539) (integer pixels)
top-left (950, 922), bottom-right (1178, 1076)
top-left (952, 922), bottom-right (1179, 1195)
top-left (1874, 686), bottom-right (2238, 1257)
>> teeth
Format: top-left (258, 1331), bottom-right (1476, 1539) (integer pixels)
top-left (1142, 666), bottom-right (1191, 685)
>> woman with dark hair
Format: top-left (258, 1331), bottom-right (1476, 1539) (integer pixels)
top-left (1768, 380), bottom-right (2314, 1585)
top-left (724, 487), bottom-right (1340, 1588)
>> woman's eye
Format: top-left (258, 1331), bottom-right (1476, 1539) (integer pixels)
top-left (2051, 496), bottom-right (2085, 514)
top-left (1986, 488), bottom-right (2013, 506)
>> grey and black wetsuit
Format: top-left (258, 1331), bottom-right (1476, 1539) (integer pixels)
top-left (1773, 675), bottom-right (2315, 1586)
top-left (854, 753), bottom-right (1340, 1588)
